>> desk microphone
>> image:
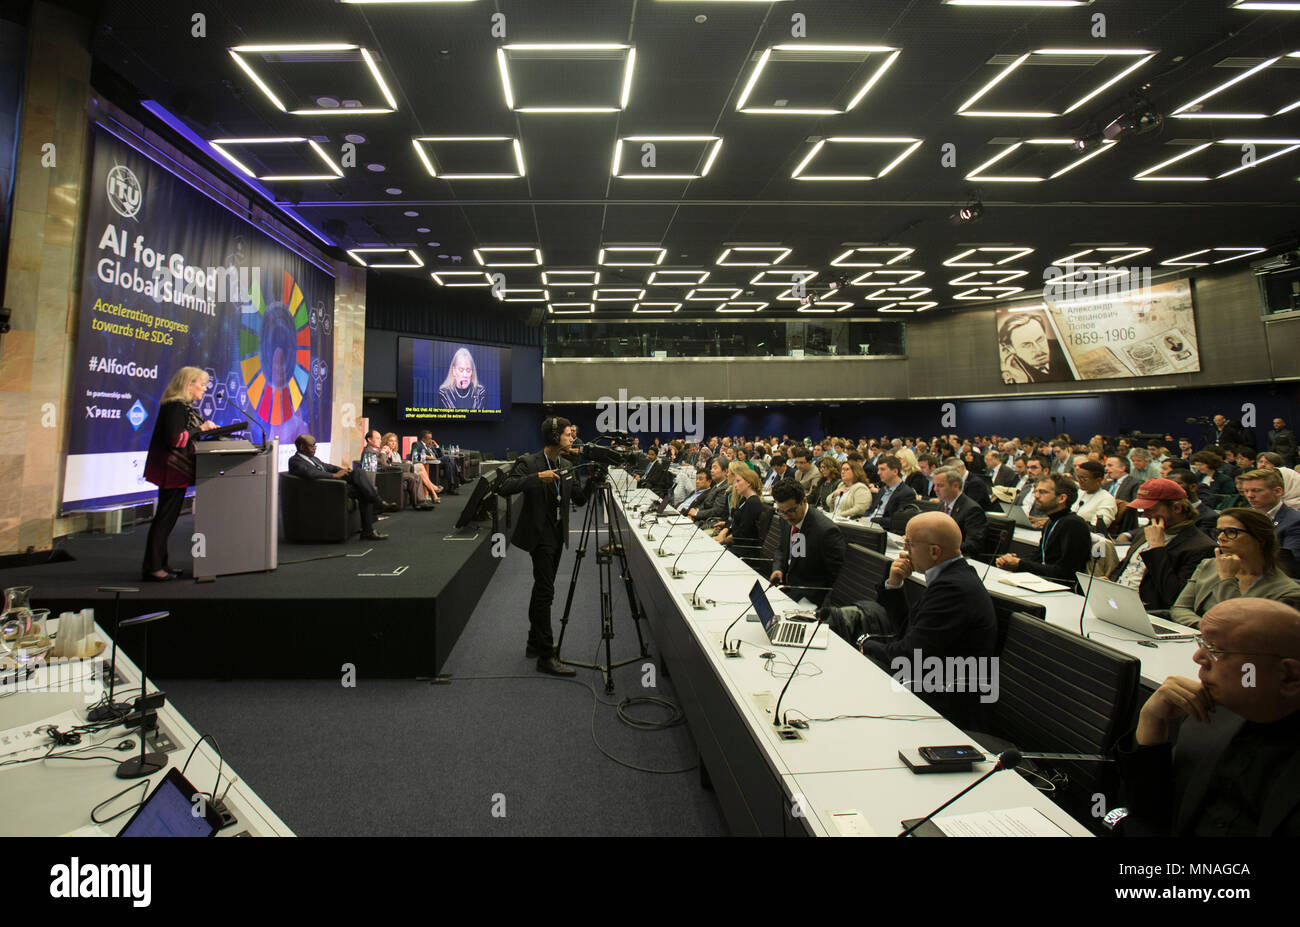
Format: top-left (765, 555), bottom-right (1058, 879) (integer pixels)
top-left (669, 519), bottom-right (712, 577)
top-left (772, 612), bottom-right (827, 728)
top-left (722, 580), bottom-right (777, 655)
top-left (689, 545), bottom-right (731, 609)
top-left (897, 749), bottom-right (1022, 837)
top-left (655, 511), bottom-right (685, 557)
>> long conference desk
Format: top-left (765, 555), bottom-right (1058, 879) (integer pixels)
top-left (608, 472), bottom-right (1104, 837)
top-left (0, 616), bottom-right (293, 837)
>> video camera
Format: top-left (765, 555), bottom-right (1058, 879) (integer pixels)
top-left (573, 431), bottom-right (639, 470)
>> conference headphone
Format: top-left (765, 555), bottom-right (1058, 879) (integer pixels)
top-left (542, 416), bottom-right (562, 447)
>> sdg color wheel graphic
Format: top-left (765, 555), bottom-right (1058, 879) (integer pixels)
top-left (241, 270), bottom-right (312, 426)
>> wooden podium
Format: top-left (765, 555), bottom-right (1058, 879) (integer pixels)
top-left (193, 438), bottom-right (279, 581)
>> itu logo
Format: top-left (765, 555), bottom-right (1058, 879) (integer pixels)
top-left (106, 164), bottom-right (142, 219)
top-left (127, 400), bottom-right (148, 431)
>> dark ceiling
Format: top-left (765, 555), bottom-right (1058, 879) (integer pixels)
top-left (92, 0), bottom-right (1300, 319)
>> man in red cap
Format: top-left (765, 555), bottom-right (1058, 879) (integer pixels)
top-left (1108, 477), bottom-right (1217, 611)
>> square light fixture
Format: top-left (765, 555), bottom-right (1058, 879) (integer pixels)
top-left (1160, 247), bottom-right (1266, 267)
top-left (749, 269), bottom-right (818, 287)
top-left (831, 247), bottom-right (913, 267)
top-left (647, 270), bottom-right (710, 286)
top-left (715, 301), bottom-right (770, 313)
top-left (1054, 246), bottom-right (1152, 264)
top-left (431, 271), bottom-right (494, 287)
top-left (737, 45), bottom-right (901, 115)
top-left (547, 302), bottom-right (595, 315)
top-left (686, 287), bottom-right (744, 301)
top-left (501, 288), bottom-right (547, 302)
top-left (611, 137), bottom-right (723, 179)
top-left (791, 137), bottom-right (922, 180)
top-left (346, 247), bottom-right (423, 268)
top-left (715, 246), bottom-right (791, 266)
top-left (498, 44), bottom-right (635, 113)
top-left (412, 137), bottom-right (526, 179)
top-left (598, 247), bottom-right (667, 266)
top-left (632, 301), bottom-right (682, 314)
top-left (1171, 53), bottom-right (1300, 119)
top-left (965, 138), bottom-right (1116, 181)
top-left (1229, 1), bottom-right (1300, 8)
top-left (1134, 139), bottom-right (1300, 180)
top-left (861, 286), bottom-right (933, 301)
top-left (953, 286), bottom-right (1026, 301)
top-left (957, 48), bottom-right (1156, 118)
top-left (594, 288), bottom-right (647, 302)
top-left (943, 247), bottom-right (1034, 266)
top-left (943, 1), bottom-right (1094, 5)
top-left (228, 44), bottom-right (397, 115)
top-left (208, 137), bottom-right (344, 181)
top-left (542, 270), bottom-right (600, 285)
top-left (877, 301), bottom-right (939, 313)
top-left (796, 301), bottom-right (854, 314)
top-left (948, 270), bottom-right (1028, 285)
top-left (848, 269), bottom-right (925, 287)
top-left (474, 247), bottom-right (542, 267)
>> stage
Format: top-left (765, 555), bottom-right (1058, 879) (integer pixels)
top-left (0, 500), bottom-right (502, 679)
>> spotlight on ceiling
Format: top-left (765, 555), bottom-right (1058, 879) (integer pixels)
top-left (1102, 93), bottom-right (1163, 141)
top-left (951, 199), bottom-right (984, 225)
top-left (1072, 133), bottom-right (1104, 152)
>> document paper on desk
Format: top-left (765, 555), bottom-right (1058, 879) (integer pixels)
top-left (0, 709), bottom-right (89, 768)
top-left (932, 806), bottom-right (1069, 837)
top-left (998, 575), bottom-right (1070, 594)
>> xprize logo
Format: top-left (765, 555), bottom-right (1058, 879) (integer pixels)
top-left (106, 165), bottom-right (142, 219)
top-left (85, 405), bottom-right (122, 420)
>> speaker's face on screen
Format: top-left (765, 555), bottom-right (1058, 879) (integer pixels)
top-left (1009, 320), bottom-right (1051, 369)
top-left (452, 356), bottom-right (475, 389)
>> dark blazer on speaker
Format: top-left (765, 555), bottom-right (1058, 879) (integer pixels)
top-left (498, 452), bottom-right (589, 552)
top-left (773, 506), bottom-right (846, 605)
top-left (941, 493), bottom-right (989, 558)
top-left (1117, 708), bottom-right (1300, 836)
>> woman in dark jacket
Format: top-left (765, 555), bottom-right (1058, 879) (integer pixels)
top-left (1190, 450), bottom-right (1235, 504)
top-left (810, 455), bottom-right (841, 511)
top-left (141, 366), bottom-right (217, 580)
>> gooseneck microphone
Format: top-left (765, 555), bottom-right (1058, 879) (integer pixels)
top-left (669, 518), bottom-right (711, 578)
top-left (722, 579), bottom-right (777, 656)
top-left (772, 612), bottom-right (827, 728)
top-left (689, 544), bottom-right (731, 609)
top-left (896, 749), bottom-right (1023, 837)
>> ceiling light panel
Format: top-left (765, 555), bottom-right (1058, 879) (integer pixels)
top-left (346, 248), bottom-right (423, 269)
top-left (736, 45), bottom-right (901, 115)
top-left (1170, 53), bottom-right (1300, 119)
top-left (791, 137), bottom-right (922, 180)
top-left (474, 247), bottom-right (542, 266)
top-left (953, 286), bottom-right (1027, 301)
top-left (412, 137), bottom-right (525, 179)
top-left (948, 270), bottom-right (1028, 285)
top-left (1054, 246), bottom-right (1152, 264)
top-left (1229, 1), bottom-right (1300, 8)
top-left (957, 48), bottom-right (1156, 118)
top-left (648, 270), bottom-right (710, 286)
top-left (686, 287), bottom-right (744, 301)
top-left (716, 246), bottom-right (791, 266)
top-left (208, 137), bottom-right (344, 181)
top-left (861, 286), bottom-right (933, 301)
top-left (877, 301), bottom-right (939, 313)
top-left (1160, 247), bottom-right (1266, 266)
top-left (498, 44), bottom-right (635, 113)
top-left (715, 301), bottom-right (770, 314)
top-left (944, 1), bottom-right (1094, 5)
top-left (796, 301), bottom-right (854, 314)
top-left (547, 302), bottom-right (595, 315)
top-left (501, 288), bottom-right (547, 302)
top-left (848, 269), bottom-right (925, 286)
top-left (228, 44), bottom-right (397, 115)
top-left (611, 137), bottom-right (723, 179)
top-left (749, 269), bottom-right (819, 287)
top-left (965, 138), bottom-right (1115, 181)
top-left (598, 247), bottom-right (667, 266)
top-left (831, 247), bottom-right (913, 266)
top-left (943, 247), bottom-right (1034, 266)
top-left (1134, 139), bottom-right (1300, 180)
top-left (431, 271), bottom-right (494, 286)
top-left (594, 288), bottom-right (647, 302)
top-left (542, 270), bottom-right (601, 285)
top-left (632, 302), bottom-right (683, 314)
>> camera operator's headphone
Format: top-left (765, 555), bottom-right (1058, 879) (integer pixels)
top-left (542, 416), bottom-right (563, 447)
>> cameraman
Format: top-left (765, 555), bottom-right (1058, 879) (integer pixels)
top-left (498, 416), bottom-right (592, 676)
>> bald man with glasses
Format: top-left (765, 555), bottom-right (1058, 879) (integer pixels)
top-left (1116, 598), bottom-right (1300, 836)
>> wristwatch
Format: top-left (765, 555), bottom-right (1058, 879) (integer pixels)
top-left (855, 633), bottom-right (872, 652)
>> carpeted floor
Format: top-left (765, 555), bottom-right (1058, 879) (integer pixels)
top-left (157, 526), bottom-right (729, 836)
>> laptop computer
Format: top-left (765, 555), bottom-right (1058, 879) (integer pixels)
top-left (1007, 504), bottom-right (1039, 528)
top-left (117, 767), bottom-right (224, 837)
top-left (1075, 573), bottom-right (1198, 640)
top-left (748, 580), bottom-right (828, 649)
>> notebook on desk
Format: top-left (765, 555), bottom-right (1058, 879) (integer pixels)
top-left (998, 574), bottom-right (1070, 594)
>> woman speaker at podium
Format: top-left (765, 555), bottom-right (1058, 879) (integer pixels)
top-left (141, 366), bottom-right (218, 581)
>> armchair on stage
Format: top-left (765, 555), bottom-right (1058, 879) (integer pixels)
top-left (280, 472), bottom-right (363, 543)
top-left (193, 438), bottom-right (280, 580)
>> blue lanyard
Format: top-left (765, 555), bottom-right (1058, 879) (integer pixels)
top-left (1041, 518), bottom-right (1058, 558)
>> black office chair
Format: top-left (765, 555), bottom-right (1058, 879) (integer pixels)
top-left (889, 503), bottom-right (924, 535)
top-left (824, 543), bottom-right (893, 608)
top-left (740, 513), bottom-right (785, 577)
top-left (838, 520), bottom-right (887, 554)
top-left (977, 513), bottom-right (1016, 564)
top-left (965, 612), bottom-right (1140, 828)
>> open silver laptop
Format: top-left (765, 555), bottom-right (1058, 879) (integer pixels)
top-left (1075, 573), bottom-right (1197, 640)
top-left (749, 581), bottom-right (828, 649)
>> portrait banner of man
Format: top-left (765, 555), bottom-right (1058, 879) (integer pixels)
top-left (996, 308), bottom-right (1073, 384)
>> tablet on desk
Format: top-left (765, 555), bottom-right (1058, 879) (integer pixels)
top-left (117, 767), bottom-right (223, 837)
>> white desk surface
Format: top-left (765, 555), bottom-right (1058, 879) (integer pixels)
top-left (610, 479), bottom-right (1093, 835)
top-left (0, 617), bottom-right (293, 837)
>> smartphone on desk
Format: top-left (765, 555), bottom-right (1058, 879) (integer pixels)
top-left (919, 745), bottom-right (984, 764)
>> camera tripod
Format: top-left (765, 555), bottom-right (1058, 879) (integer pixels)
top-left (554, 474), bottom-right (648, 693)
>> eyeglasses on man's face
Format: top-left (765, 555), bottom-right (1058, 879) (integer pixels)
top-left (1194, 633), bottom-right (1283, 663)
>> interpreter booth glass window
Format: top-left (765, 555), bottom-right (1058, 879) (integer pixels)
top-left (543, 320), bottom-right (905, 359)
